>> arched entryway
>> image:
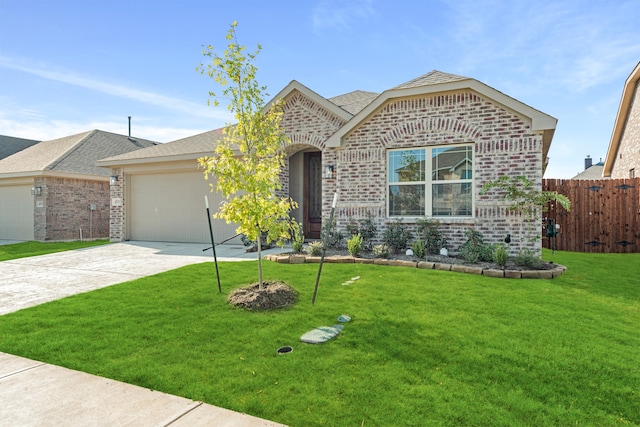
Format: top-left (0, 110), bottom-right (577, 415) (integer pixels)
top-left (288, 147), bottom-right (322, 240)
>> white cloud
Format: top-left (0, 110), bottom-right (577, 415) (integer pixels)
top-left (0, 55), bottom-right (233, 121)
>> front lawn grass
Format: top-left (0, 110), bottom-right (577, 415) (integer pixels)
top-left (0, 249), bottom-right (638, 426)
top-left (0, 240), bottom-right (109, 262)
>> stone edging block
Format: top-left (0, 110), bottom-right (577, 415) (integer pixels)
top-left (265, 253), bottom-right (566, 279)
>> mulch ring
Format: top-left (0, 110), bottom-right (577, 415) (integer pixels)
top-left (228, 280), bottom-right (298, 311)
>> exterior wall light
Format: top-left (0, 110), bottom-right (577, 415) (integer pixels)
top-left (324, 165), bottom-right (335, 179)
top-left (31, 187), bottom-right (42, 196)
top-left (110, 176), bottom-right (118, 186)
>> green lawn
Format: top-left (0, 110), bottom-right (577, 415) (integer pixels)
top-left (0, 240), bottom-right (109, 262)
top-left (0, 249), bottom-right (638, 426)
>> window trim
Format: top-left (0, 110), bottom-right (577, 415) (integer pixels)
top-left (387, 144), bottom-right (474, 218)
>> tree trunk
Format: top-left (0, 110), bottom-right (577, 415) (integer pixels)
top-left (257, 234), bottom-right (263, 290)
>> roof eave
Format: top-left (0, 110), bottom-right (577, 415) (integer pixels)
top-left (326, 79), bottom-right (557, 148)
top-left (96, 149), bottom-right (244, 168)
top-left (96, 152), bottom-right (212, 168)
top-left (603, 61), bottom-right (640, 177)
top-left (0, 170), bottom-right (109, 181)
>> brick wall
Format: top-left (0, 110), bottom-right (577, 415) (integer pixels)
top-left (612, 80), bottom-right (640, 179)
top-left (34, 176), bottom-right (110, 241)
top-left (109, 167), bottom-right (125, 241)
top-left (326, 91), bottom-right (544, 254)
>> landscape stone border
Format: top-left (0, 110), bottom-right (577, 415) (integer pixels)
top-left (264, 254), bottom-right (567, 279)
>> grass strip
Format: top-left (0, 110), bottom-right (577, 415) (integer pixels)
top-left (0, 240), bottom-right (109, 262)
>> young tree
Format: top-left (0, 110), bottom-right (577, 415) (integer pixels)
top-left (481, 175), bottom-right (571, 253)
top-left (197, 21), bottom-right (296, 289)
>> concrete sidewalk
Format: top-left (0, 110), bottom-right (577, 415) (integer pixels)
top-left (0, 353), bottom-right (286, 426)
top-left (0, 241), bottom-right (288, 427)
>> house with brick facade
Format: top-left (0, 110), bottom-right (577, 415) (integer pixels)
top-left (0, 130), bottom-right (156, 241)
top-left (603, 60), bottom-right (640, 179)
top-left (99, 70), bottom-right (557, 254)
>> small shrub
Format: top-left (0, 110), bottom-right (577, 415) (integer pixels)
top-left (290, 222), bottom-right (304, 253)
top-left (321, 217), bottom-right (343, 248)
top-left (458, 228), bottom-right (494, 263)
top-left (345, 216), bottom-right (359, 236)
top-left (514, 248), bottom-right (546, 269)
top-left (383, 218), bottom-right (413, 254)
top-left (416, 217), bottom-right (446, 255)
top-left (493, 244), bottom-right (509, 268)
top-left (347, 233), bottom-right (363, 257)
top-left (304, 241), bottom-right (324, 256)
top-left (412, 240), bottom-right (426, 259)
top-left (372, 244), bottom-right (390, 259)
top-left (358, 213), bottom-right (378, 250)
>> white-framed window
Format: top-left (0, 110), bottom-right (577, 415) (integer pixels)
top-left (387, 144), bottom-right (473, 217)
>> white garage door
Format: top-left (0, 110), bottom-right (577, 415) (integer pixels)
top-left (0, 184), bottom-right (34, 241)
top-left (129, 172), bottom-right (239, 244)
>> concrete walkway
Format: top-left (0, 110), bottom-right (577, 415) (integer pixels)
top-left (0, 241), bottom-right (288, 427)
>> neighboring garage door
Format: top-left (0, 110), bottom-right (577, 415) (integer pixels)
top-left (0, 184), bottom-right (34, 241)
top-left (129, 172), bottom-right (239, 243)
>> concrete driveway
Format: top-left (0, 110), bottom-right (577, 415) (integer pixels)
top-left (0, 240), bottom-right (286, 316)
top-left (0, 240), bottom-right (288, 427)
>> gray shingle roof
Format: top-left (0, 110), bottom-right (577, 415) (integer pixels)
top-left (328, 90), bottom-right (379, 115)
top-left (0, 130), bottom-right (157, 176)
top-left (392, 70), bottom-right (469, 89)
top-left (572, 165), bottom-right (607, 180)
top-left (96, 128), bottom-right (225, 165)
top-left (0, 135), bottom-right (40, 160)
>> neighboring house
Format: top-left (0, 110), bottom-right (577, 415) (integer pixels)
top-left (0, 135), bottom-right (40, 160)
top-left (100, 70), bottom-right (556, 253)
top-left (96, 129), bottom-right (243, 244)
top-left (0, 130), bottom-right (156, 241)
top-left (604, 61), bottom-right (640, 178)
top-left (572, 156), bottom-right (607, 180)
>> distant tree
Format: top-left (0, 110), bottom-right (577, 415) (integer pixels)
top-left (197, 21), bottom-right (297, 289)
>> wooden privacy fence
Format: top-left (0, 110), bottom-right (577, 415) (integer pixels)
top-left (543, 178), bottom-right (640, 253)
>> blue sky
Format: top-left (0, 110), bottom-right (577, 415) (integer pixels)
top-left (1, 0), bottom-right (639, 178)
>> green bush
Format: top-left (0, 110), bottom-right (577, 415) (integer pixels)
top-left (321, 217), bottom-right (343, 248)
top-left (372, 244), bottom-right (390, 259)
top-left (458, 228), bottom-right (494, 263)
top-left (290, 222), bottom-right (304, 253)
top-left (383, 218), bottom-right (413, 254)
top-left (344, 213), bottom-right (378, 251)
top-left (493, 244), bottom-right (509, 268)
top-left (514, 248), bottom-right (546, 269)
top-left (345, 216), bottom-right (359, 237)
top-left (359, 213), bottom-right (378, 250)
top-left (347, 233), bottom-right (363, 257)
top-left (416, 217), bottom-right (446, 255)
top-left (304, 241), bottom-right (324, 256)
top-left (412, 240), bottom-right (427, 259)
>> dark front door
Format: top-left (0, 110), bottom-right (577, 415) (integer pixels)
top-left (304, 152), bottom-right (322, 239)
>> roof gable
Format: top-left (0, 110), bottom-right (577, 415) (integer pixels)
top-left (603, 60), bottom-right (640, 177)
top-left (268, 80), bottom-right (353, 121)
top-left (326, 70), bottom-right (557, 160)
top-left (0, 130), bottom-right (157, 178)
